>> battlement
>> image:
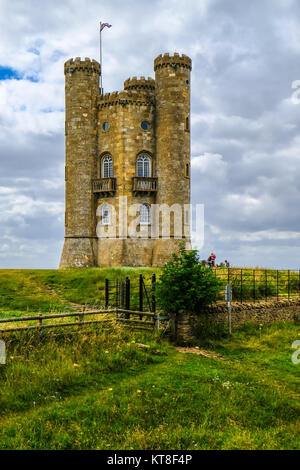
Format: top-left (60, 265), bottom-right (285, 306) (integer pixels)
top-left (98, 88), bottom-right (154, 108)
top-left (64, 57), bottom-right (100, 75)
top-left (154, 52), bottom-right (192, 71)
top-left (124, 76), bottom-right (155, 91)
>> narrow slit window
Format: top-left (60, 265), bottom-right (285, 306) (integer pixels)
top-left (186, 163), bottom-right (190, 177)
top-left (186, 116), bottom-right (189, 131)
top-left (185, 210), bottom-right (189, 224)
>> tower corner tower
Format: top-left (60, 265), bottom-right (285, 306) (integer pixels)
top-left (152, 52), bottom-right (192, 266)
top-left (59, 57), bottom-right (100, 268)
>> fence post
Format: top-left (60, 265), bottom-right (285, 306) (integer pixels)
top-left (240, 269), bottom-right (243, 303)
top-left (125, 277), bottom-right (130, 317)
top-left (139, 274), bottom-right (143, 320)
top-left (299, 270), bottom-right (300, 299)
top-left (119, 281), bottom-right (125, 308)
top-left (265, 270), bottom-right (267, 300)
top-left (38, 313), bottom-right (43, 328)
top-left (151, 273), bottom-right (156, 313)
top-left (115, 280), bottom-right (119, 307)
top-left (253, 270), bottom-right (256, 303)
top-left (277, 270), bottom-right (279, 301)
top-left (288, 270), bottom-right (290, 300)
top-left (105, 279), bottom-right (109, 308)
top-left (154, 314), bottom-right (160, 331)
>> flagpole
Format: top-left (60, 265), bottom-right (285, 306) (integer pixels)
top-left (99, 21), bottom-right (103, 95)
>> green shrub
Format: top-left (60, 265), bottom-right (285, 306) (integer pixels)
top-left (156, 242), bottom-right (223, 314)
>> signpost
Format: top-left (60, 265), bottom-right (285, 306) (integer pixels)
top-left (0, 340), bottom-right (5, 364)
top-left (225, 284), bottom-right (232, 334)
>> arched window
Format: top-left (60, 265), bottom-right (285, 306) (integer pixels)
top-left (101, 204), bottom-right (110, 225)
top-left (137, 154), bottom-right (151, 177)
top-left (140, 204), bottom-right (150, 225)
top-left (102, 155), bottom-right (113, 178)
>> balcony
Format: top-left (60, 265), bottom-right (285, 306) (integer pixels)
top-left (93, 178), bottom-right (116, 196)
top-left (132, 177), bottom-right (157, 195)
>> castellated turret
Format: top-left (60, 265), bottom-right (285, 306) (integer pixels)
top-left (59, 53), bottom-right (192, 268)
top-left (59, 58), bottom-right (100, 268)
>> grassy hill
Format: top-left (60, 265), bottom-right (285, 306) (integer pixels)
top-left (0, 267), bottom-right (159, 315)
top-left (0, 322), bottom-right (299, 450)
top-left (0, 266), bottom-right (298, 316)
top-left (0, 268), bottom-right (299, 449)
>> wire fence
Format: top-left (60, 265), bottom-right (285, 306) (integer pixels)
top-left (104, 269), bottom-right (300, 309)
top-left (214, 268), bottom-right (300, 303)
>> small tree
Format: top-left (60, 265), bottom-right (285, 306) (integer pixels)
top-left (156, 242), bottom-right (222, 314)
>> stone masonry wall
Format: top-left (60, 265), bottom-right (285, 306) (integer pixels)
top-left (97, 82), bottom-right (156, 266)
top-left (174, 299), bottom-right (300, 343)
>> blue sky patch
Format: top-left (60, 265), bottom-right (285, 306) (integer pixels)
top-left (0, 65), bottom-right (40, 82)
top-left (25, 74), bottom-right (39, 83)
top-left (0, 66), bottom-right (21, 80)
top-left (50, 49), bottom-right (65, 62)
top-left (27, 47), bottom-right (40, 56)
top-left (41, 107), bottom-right (64, 113)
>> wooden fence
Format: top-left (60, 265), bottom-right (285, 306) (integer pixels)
top-left (0, 307), bottom-right (169, 334)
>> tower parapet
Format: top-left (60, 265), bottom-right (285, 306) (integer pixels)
top-left (154, 52), bottom-right (192, 70)
top-left (124, 76), bottom-right (155, 91)
top-left (64, 57), bottom-right (100, 74)
top-left (98, 89), bottom-right (154, 108)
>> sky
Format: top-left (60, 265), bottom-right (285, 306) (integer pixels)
top-left (0, 0), bottom-right (300, 270)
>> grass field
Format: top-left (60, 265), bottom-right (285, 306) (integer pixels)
top-left (0, 267), bottom-right (298, 450)
top-left (0, 267), bottom-right (159, 315)
top-left (0, 267), bottom-right (299, 317)
top-left (0, 321), bottom-right (299, 450)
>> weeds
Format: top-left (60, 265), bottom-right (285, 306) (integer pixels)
top-left (0, 322), bottom-right (299, 450)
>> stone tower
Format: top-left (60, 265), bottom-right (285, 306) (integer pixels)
top-left (59, 53), bottom-right (192, 268)
top-left (60, 58), bottom-right (100, 268)
top-left (152, 53), bottom-right (192, 265)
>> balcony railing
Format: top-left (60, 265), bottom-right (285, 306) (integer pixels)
top-left (93, 177), bottom-right (116, 195)
top-left (132, 177), bottom-right (157, 194)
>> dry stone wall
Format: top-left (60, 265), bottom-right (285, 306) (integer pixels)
top-left (173, 299), bottom-right (300, 344)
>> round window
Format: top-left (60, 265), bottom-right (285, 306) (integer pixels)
top-left (141, 121), bottom-right (150, 130)
top-left (102, 122), bottom-right (109, 131)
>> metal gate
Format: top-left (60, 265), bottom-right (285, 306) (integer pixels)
top-left (104, 274), bottom-right (156, 313)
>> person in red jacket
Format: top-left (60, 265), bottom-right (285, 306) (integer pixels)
top-left (210, 252), bottom-right (216, 267)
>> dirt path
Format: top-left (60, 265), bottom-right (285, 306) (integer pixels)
top-left (176, 346), bottom-right (230, 361)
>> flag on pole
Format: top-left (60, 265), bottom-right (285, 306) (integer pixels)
top-left (100, 23), bottom-right (112, 31)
